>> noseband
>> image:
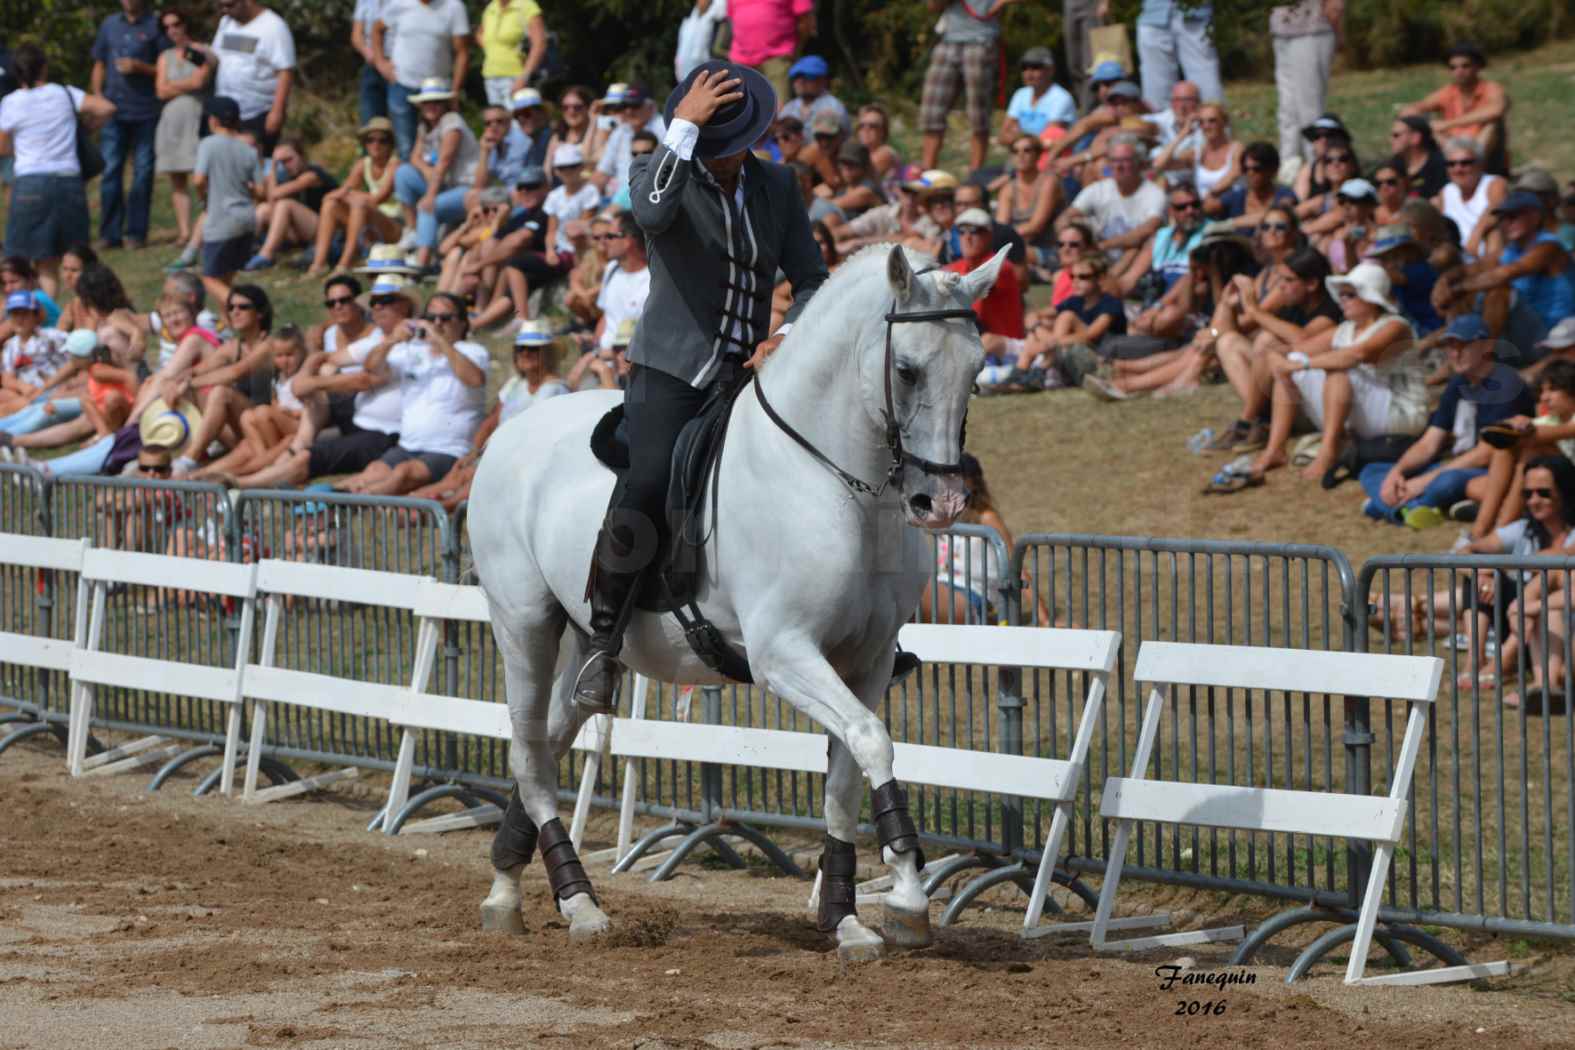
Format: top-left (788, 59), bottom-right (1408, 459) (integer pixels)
top-left (754, 294), bottom-right (978, 498)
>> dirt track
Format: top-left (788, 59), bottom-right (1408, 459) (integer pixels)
top-left (2, 742), bottom-right (1573, 1050)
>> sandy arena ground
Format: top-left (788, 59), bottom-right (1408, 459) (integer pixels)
top-left (2, 741), bottom-right (1574, 1050)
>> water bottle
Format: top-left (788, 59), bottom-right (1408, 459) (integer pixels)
top-left (1185, 427), bottom-right (1214, 454)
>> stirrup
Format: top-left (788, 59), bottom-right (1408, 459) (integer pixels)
top-left (890, 649), bottom-right (921, 685)
top-left (572, 648), bottom-right (623, 715)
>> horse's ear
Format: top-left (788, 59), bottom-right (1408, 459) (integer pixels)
top-left (886, 245), bottom-right (915, 304)
top-left (957, 245), bottom-right (1012, 303)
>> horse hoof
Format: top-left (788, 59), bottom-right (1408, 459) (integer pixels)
top-left (480, 903), bottom-right (526, 934)
top-left (881, 902), bottom-right (934, 949)
top-left (835, 915), bottom-right (885, 963)
top-left (562, 894), bottom-right (612, 942)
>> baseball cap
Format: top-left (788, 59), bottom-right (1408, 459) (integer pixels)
top-left (553, 142), bottom-right (584, 167)
top-left (1514, 167), bottom-right (1558, 195)
top-left (1537, 317), bottom-right (1575, 351)
top-left (510, 87), bottom-right (544, 111)
top-left (1300, 113), bottom-right (1347, 141)
top-left (1106, 81), bottom-right (1141, 101)
top-left (1439, 314), bottom-right (1491, 343)
top-left (204, 95), bottom-right (241, 125)
top-left (787, 55), bottom-right (829, 80)
top-left (1020, 46), bottom-right (1055, 68)
top-left (810, 112), bottom-right (842, 136)
top-left (1336, 178), bottom-right (1377, 202)
top-left (955, 208), bottom-right (992, 230)
top-left (515, 165), bottom-right (548, 189)
top-left (620, 84), bottom-right (647, 107)
top-left (1089, 60), bottom-right (1125, 83)
top-left (4, 290), bottom-right (38, 313)
top-left (64, 330), bottom-right (99, 358)
top-left (1493, 189), bottom-right (1544, 215)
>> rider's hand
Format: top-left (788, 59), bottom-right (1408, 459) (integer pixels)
top-left (673, 68), bottom-right (744, 128)
top-left (745, 333), bottom-right (784, 370)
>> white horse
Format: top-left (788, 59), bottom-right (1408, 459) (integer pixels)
top-left (467, 244), bottom-right (1006, 959)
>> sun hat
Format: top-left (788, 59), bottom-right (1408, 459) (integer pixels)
top-left (514, 319), bottom-right (555, 347)
top-left (1088, 58), bottom-right (1125, 83)
top-left (1438, 314), bottom-right (1491, 344)
top-left (611, 318), bottom-right (637, 347)
top-left (1300, 113), bottom-right (1347, 141)
top-left (1021, 46), bottom-right (1055, 68)
top-left (409, 77), bottom-right (456, 103)
top-left (1513, 168), bottom-right (1558, 196)
top-left (357, 116), bottom-right (394, 142)
top-left (602, 83), bottom-right (629, 106)
top-left (1493, 189), bottom-right (1544, 216)
top-left (355, 243), bottom-right (420, 277)
top-left (553, 142), bottom-right (584, 167)
top-left (787, 55), bottom-right (829, 80)
top-left (1326, 261), bottom-right (1398, 313)
top-left (1336, 177), bottom-right (1377, 202)
top-left (903, 169), bottom-right (959, 196)
top-left (1537, 317), bottom-right (1575, 351)
top-left (478, 186), bottom-right (510, 208)
top-left (809, 111), bottom-right (842, 137)
top-left (510, 86), bottom-right (544, 111)
top-left (662, 60), bottom-right (776, 160)
top-left (138, 398), bottom-right (204, 452)
top-left (4, 290), bottom-right (38, 313)
top-left (1106, 81), bottom-right (1141, 101)
top-left (369, 274), bottom-right (412, 297)
top-left (64, 330), bottom-right (99, 358)
top-left (955, 208), bottom-right (992, 230)
top-left (1363, 225), bottom-right (1419, 258)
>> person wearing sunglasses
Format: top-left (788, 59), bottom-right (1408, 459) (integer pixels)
top-left (545, 85), bottom-right (596, 171)
top-left (1436, 137), bottom-right (1507, 260)
top-left (1291, 113), bottom-right (1347, 202)
top-left (778, 55), bottom-right (849, 141)
top-left (853, 104), bottom-right (902, 193)
top-left (1293, 137), bottom-right (1360, 239)
top-left (995, 136), bottom-right (1061, 272)
top-left (1370, 162), bottom-right (1410, 228)
top-left (1319, 177), bottom-right (1380, 274)
top-left (307, 118), bottom-right (401, 276)
top-left (343, 291), bottom-right (488, 496)
top-left (1389, 116), bottom-right (1447, 199)
top-left (1212, 141), bottom-right (1298, 232)
top-left (996, 47), bottom-right (1075, 151)
top-left (1115, 186), bottom-right (1207, 325)
top-left (171, 283), bottom-right (277, 475)
top-left (154, 9), bottom-right (215, 248)
top-left (1440, 190), bottom-right (1575, 352)
top-left (1399, 42), bottom-right (1510, 176)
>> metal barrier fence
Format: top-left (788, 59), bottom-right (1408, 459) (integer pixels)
top-left (6, 469), bottom-right (1575, 945)
top-left (1363, 554), bottom-right (1575, 940)
top-left (1013, 535), bottom-right (1361, 910)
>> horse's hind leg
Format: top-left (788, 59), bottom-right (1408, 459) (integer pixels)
top-left (481, 608), bottom-right (611, 940)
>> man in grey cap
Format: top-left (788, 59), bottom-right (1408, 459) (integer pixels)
top-left (997, 46), bottom-right (1076, 147)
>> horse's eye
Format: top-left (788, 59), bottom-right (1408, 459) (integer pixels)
top-left (896, 364), bottom-right (919, 385)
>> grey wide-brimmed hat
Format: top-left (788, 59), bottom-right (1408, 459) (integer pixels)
top-left (663, 60), bottom-right (776, 159)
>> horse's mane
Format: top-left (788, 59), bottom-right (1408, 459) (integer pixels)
top-left (816, 243), bottom-right (960, 309)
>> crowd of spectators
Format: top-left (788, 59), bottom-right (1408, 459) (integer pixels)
top-left (1, 0), bottom-right (1574, 647)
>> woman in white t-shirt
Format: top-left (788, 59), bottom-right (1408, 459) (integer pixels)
top-left (0, 45), bottom-right (117, 296)
top-left (343, 291), bottom-right (490, 494)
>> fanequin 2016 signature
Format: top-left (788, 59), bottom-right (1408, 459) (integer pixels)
top-left (1155, 964), bottom-right (1257, 1016)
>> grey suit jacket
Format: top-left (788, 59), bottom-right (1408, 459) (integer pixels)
top-left (627, 145), bottom-right (828, 388)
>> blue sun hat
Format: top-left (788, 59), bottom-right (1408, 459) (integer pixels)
top-left (293, 482), bottom-right (336, 517)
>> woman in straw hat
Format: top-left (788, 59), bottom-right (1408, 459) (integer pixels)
top-left (307, 117), bottom-right (403, 276)
top-left (392, 78), bottom-right (482, 271)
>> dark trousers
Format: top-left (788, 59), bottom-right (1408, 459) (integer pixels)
top-left (603, 364), bottom-right (710, 575)
top-left (98, 116), bottom-right (158, 245)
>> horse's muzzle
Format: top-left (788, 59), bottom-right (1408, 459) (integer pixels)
top-left (903, 474), bottom-right (969, 530)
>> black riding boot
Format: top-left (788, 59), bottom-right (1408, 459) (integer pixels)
top-left (575, 525), bottom-right (643, 714)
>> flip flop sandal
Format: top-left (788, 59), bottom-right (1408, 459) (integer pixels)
top-left (1202, 469), bottom-right (1265, 495)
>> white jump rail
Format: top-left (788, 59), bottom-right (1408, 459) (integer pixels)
top-left (66, 549), bottom-right (258, 793)
top-left (381, 579), bottom-right (607, 840)
top-left (0, 536), bottom-right (90, 749)
top-left (1090, 641), bottom-right (1508, 986)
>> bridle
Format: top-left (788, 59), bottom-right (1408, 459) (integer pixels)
top-left (754, 292), bottom-right (978, 498)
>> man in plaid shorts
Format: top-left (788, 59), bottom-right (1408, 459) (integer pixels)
top-left (920, 0), bottom-right (1020, 173)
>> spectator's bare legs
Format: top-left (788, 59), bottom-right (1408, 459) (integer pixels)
top-left (341, 459), bottom-right (431, 495)
top-left (1248, 357), bottom-right (1301, 476)
top-left (179, 387), bottom-right (250, 469)
top-left (256, 200), bottom-right (319, 264)
top-left (308, 196), bottom-right (351, 275)
top-left (231, 447), bottom-right (312, 489)
top-left (1302, 370), bottom-right (1352, 481)
top-left (920, 131), bottom-right (945, 174)
top-left (169, 172), bottom-right (194, 244)
top-left (201, 274), bottom-right (234, 315)
top-left (1472, 447), bottom-right (1519, 540)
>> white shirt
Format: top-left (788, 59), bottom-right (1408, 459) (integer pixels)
top-left (543, 182), bottom-right (601, 254)
top-left (0, 86), bottom-right (86, 177)
top-left (597, 110), bottom-right (667, 196)
top-left (212, 8), bottom-right (297, 120)
top-left (1143, 108), bottom-right (1204, 155)
top-left (2, 329), bottom-right (69, 387)
top-left (379, 0), bottom-right (470, 90)
top-left (675, 0), bottom-right (727, 81)
top-left (1071, 177), bottom-right (1168, 251)
top-left (498, 373), bottom-right (569, 423)
top-left (345, 328), bottom-right (404, 435)
top-left (596, 262), bottom-right (652, 350)
top-left (387, 338), bottom-right (491, 457)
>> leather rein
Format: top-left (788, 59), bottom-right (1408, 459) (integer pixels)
top-left (753, 296), bottom-right (978, 498)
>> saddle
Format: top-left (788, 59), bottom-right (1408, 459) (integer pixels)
top-left (589, 364), bottom-right (755, 683)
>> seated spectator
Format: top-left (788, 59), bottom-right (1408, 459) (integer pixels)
top-left (1319, 177), bottom-right (1379, 274)
top-left (1213, 142), bottom-right (1298, 230)
top-left (995, 253), bottom-right (1119, 392)
top-left (770, 115), bottom-right (806, 166)
top-left (799, 112), bottom-right (847, 192)
top-left (501, 87), bottom-right (552, 177)
top-left (992, 136), bottom-right (1062, 273)
top-left (173, 283), bottom-right (278, 473)
top-left (136, 289), bottom-right (221, 415)
top-left (1050, 81), bottom-right (1148, 185)
top-left (1056, 135), bottom-right (1166, 279)
top-left (465, 167), bottom-right (553, 328)
top-left (809, 141), bottom-right (886, 229)
top-left (0, 257), bottom-right (63, 333)
top-left (1291, 113), bottom-right (1347, 205)
top-left (997, 47), bottom-right (1075, 149)
top-left (1294, 138), bottom-right (1359, 239)
top-left (567, 316), bottom-right (634, 391)
top-left (0, 290), bottom-right (70, 418)
top-left (1534, 319), bottom-right (1575, 373)
top-left (548, 85), bottom-right (596, 167)
top-left (307, 117), bottom-right (400, 276)
top-left (589, 212), bottom-right (650, 353)
top-left (1116, 183), bottom-right (1207, 319)
top-left (45, 262), bottom-right (146, 362)
top-left (1365, 225), bottom-right (1444, 337)
top-left (1234, 261), bottom-right (1427, 487)
top-left (591, 83), bottom-right (664, 199)
top-left (393, 79), bottom-right (482, 271)
top-left (192, 96), bottom-right (258, 307)
top-left (1042, 61), bottom-right (1134, 169)
top-left (1138, 78), bottom-right (1202, 155)
top-left (1155, 104), bottom-right (1240, 209)
top-left (947, 208), bottom-right (1022, 337)
top-left (4, 327), bottom-right (143, 476)
top-left (779, 55), bottom-right (848, 134)
top-left (1359, 314), bottom-right (1535, 528)
top-left (1390, 115), bottom-right (1447, 198)
top-left (470, 104), bottom-right (529, 209)
top-left (1438, 190), bottom-right (1574, 354)
top-left (836, 181), bottom-right (940, 256)
top-left (52, 245), bottom-right (99, 332)
top-left (917, 453), bottom-right (1049, 626)
top-left (190, 324), bottom-right (312, 482)
top-left (1371, 161), bottom-right (1410, 227)
top-left (1471, 361), bottom-right (1575, 538)
top-left (853, 104), bottom-right (903, 193)
top-left (244, 139), bottom-right (340, 271)
top-left (1035, 219), bottom-right (1098, 309)
top-left (1434, 137), bottom-right (1506, 259)
top-left (564, 213), bottom-right (612, 325)
top-left (1399, 43), bottom-right (1510, 174)
top-left (231, 275), bottom-right (410, 489)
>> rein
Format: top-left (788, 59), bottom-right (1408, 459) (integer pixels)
top-left (754, 292), bottom-right (978, 499)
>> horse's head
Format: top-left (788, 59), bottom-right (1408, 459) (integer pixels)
top-left (874, 244), bottom-right (1002, 530)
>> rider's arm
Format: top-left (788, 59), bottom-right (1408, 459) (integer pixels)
top-left (629, 120), bottom-right (699, 236)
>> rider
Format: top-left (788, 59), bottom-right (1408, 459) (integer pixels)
top-left (574, 62), bottom-right (829, 713)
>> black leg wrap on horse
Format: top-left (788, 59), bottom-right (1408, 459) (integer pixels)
top-left (489, 788), bottom-right (539, 871)
top-left (816, 834), bottom-right (859, 934)
top-left (537, 817), bottom-right (596, 904)
top-left (870, 780), bottom-right (926, 872)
